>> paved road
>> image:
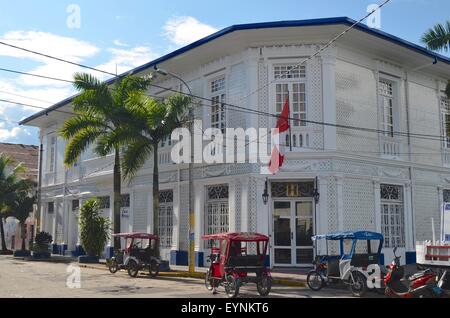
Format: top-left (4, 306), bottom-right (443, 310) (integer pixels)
top-left (0, 256), bottom-right (364, 298)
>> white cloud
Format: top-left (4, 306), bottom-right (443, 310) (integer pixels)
top-left (0, 122), bottom-right (30, 142)
top-left (96, 46), bottom-right (159, 76)
top-left (113, 39), bottom-right (128, 47)
top-left (0, 30), bottom-right (99, 63)
top-left (164, 16), bottom-right (218, 47)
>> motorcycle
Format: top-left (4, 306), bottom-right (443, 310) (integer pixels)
top-left (384, 247), bottom-right (436, 298)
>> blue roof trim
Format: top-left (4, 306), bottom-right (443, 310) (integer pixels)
top-left (19, 16), bottom-right (450, 125)
top-left (312, 231), bottom-right (384, 241)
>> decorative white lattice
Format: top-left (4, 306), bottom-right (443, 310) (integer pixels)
top-left (342, 179), bottom-right (376, 231)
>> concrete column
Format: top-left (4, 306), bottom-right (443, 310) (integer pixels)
top-left (256, 177), bottom-right (269, 235)
top-left (194, 183), bottom-right (204, 251)
top-left (336, 176), bottom-right (344, 231)
top-left (321, 48), bottom-right (337, 151)
top-left (373, 180), bottom-right (382, 233)
top-left (241, 178), bottom-right (249, 232)
top-left (228, 180), bottom-right (236, 232)
top-left (316, 176), bottom-right (328, 235)
top-left (404, 183), bottom-right (414, 250)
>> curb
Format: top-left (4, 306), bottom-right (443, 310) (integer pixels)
top-left (79, 264), bottom-right (306, 286)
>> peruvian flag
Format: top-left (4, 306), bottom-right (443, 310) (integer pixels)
top-left (268, 97), bottom-right (290, 174)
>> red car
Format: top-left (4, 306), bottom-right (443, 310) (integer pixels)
top-left (202, 232), bottom-right (272, 298)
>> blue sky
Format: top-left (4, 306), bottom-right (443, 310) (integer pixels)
top-left (0, 0), bottom-right (448, 145)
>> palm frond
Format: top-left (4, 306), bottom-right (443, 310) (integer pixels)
top-left (60, 115), bottom-right (109, 140)
top-left (73, 72), bottom-right (103, 91)
top-left (121, 137), bottom-right (154, 180)
top-left (422, 21), bottom-right (450, 52)
top-left (64, 127), bottom-right (104, 166)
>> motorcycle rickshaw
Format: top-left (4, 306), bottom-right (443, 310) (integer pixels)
top-left (307, 231), bottom-right (384, 297)
top-left (108, 233), bottom-right (161, 278)
top-left (202, 232), bottom-right (272, 298)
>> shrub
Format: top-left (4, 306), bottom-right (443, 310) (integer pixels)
top-left (33, 232), bottom-right (52, 252)
top-left (79, 198), bottom-right (110, 257)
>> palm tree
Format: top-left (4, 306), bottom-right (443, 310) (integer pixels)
top-left (120, 92), bottom-right (191, 256)
top-left (10, 189), bottom-right (36, 252)
top-left (422, 21), bottom-right (450, 98)
top-left (60, 73), bottom-right (150, 250)
top-left (0, 154), bottom-right (26, 254)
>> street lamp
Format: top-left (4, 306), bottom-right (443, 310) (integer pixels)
top-left (154, 66), bottom-right (193, 95)
top-left (313, 176), bottom-right (320, 204)
top-left (262, 178), bottom-right (269, 205)
top-left (154, 66), bottom-right (195, 273)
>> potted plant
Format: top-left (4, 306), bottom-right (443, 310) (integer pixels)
top-left (78, 199), bottom-right (110, 264)
top-left (32, 231), bottom-right (52, 259)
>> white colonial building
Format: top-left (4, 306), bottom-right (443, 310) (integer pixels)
top-left (21, 17), bottom-right (450, 267)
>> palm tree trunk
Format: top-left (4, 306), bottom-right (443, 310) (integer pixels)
top-left (21, 222), bottom-right (26, 251)
top-left (0, 217), bottom-right (7, 251)
top-left (113, 149), bottom-right (122, 252)
top-left (152, 142), bottom-right (160, 258)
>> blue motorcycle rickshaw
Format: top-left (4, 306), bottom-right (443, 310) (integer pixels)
top-left (307, 231), bottom-right (384, 297)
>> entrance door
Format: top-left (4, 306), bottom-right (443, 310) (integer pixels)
top-left (273, 200), bottom-right (314, 267)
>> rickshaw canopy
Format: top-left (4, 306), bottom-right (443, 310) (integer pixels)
top-left (202, 232), bottom-right (269, 242)
top-left (111, 232), bottom-right (158, 240)
top-left (312, 231), bottom-right (384, 241)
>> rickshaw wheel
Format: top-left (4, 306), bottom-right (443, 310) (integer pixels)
top-left (205, 269), bottom-right (214, 291)
top-left (256, 275), bottom-right (272, 296)
top-left (149, 260), bottom-right (160, 278)
top-left (224, 275), bottom-right (240, 298)
top-left (349, 271), bottom-right (367, 297)
top-left (127, 260), bottom-right (139, 278)
top-left (108, 259), bottom-right (119, 274)
top-left (307, 270), bottom-right (324, 291)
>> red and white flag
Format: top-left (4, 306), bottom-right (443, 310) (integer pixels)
top-left (268, 97), bottom-right (290, 174)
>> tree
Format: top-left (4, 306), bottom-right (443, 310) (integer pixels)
top-left (422, 21), bottom-right (450, 98)
top-left (79, 199), bottom-right (110, 258)
top-left (119, 93), bottom-right (191, 257)
top-left (10, 188), bottom-right (36, 251)
top-left (0, 154), bottom-right (27, 254)
top-left (60, 73), bottom-right (150, 250)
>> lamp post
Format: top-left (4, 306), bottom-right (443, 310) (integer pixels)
top-left (154, 66), bottom-right (195, 273)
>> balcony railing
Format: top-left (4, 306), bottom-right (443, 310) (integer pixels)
top-left (380, 136), bottom-right (401, 159)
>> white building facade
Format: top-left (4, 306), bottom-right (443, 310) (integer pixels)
top-left (21, 18), bottom-right (450, 267)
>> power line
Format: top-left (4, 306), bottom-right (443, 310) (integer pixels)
top-left (1, 65), bottom-right (448, 144)
top-left (0, 98), bottom-right (75, 116)
top-left (0, 67), bottom-right (74, 84)
top-left (0, 90), bottom-right (53, 104)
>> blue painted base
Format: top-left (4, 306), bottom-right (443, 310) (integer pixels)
top-left (71, 245), bottom-right (85, 257)
top-left (159, 260), bottom-right (170, 272)
top-left (380, 253), bottom-right (384, 266)
top-left (170, 250), bottom-right (188, 266)
top-left (264, 255), bottom-right (270, 267)
top-left (104, 246), bottom-right (114, 259)
top-left (13, 250), bottom-right (31, 257)
top-left (78, 255), bottom-right (99, 264)
top-left (195, 251), bottom-right (204, 267)
top-left (406, 251), bottom-right (416, 265)
top-left (51, 244), bottom-right (67, 255)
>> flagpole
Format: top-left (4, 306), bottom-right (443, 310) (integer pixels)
top-left (287, 89), bottom-right (292, 152)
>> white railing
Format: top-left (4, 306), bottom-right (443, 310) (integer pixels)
top-left (442, 148), bottom-right (450, 167)
top-left (81, 155), bottom-right (114, 178)
top-left (158, 148), bottom-right (173, 166)
top-left (380, 137), bottom-right (401, 159)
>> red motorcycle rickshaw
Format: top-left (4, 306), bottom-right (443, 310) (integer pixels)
top-left (202, 232), bottom-right (272, 298)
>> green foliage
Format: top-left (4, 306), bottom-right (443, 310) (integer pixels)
top-left (120, 93), bottom-right (192, 179)
top-left (33, 231), bottom-right (52, 252)
top-left (79, 199), bottom-right (110, 257)
top-left (422, 21), bottom-right (450, 52)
